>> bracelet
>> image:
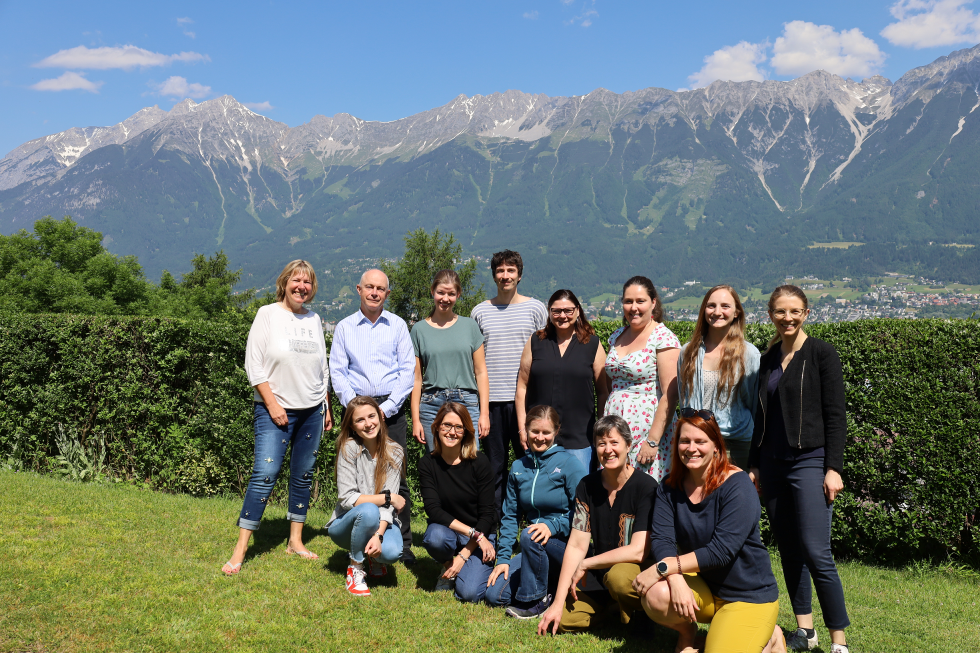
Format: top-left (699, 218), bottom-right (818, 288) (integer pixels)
top-left (467, 527), bottom-right (476, 539)
top-left (474, 531), bottom-right (485, 544)
top-left (382, 489), bottom-right (391, 509)
top-left (676, 555), bottom-right (682, 575)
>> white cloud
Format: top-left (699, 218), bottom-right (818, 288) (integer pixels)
top-left (151, 76), bottom-right (211, 99)
top-left (34, 45), bottom-right (209, 70)
top-left (771, 21), bottom-right (886, 78)
top-left (243, 101), bottom-right (274, 112)
top-left (881, 0), bottom-right (980, 48)
top-left (523, 10), bottom-right (539, 19)
top-left (562, 0), bottom-right (596, 26)
top-left (30, 71), bottom-right (103, 92)
top-left (686, 41), bottom-right (769, 88)
top-left (177, 17), bottom-right (196, 38)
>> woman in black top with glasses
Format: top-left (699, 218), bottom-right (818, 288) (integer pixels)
top-left (748, 285), bottom-right (851, 653)
top-left (515, 289), bottom-right (608, 472)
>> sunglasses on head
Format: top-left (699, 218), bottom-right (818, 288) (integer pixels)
top-left (679, 407), bottom-right (715, 421)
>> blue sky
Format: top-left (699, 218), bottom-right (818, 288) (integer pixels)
top-left (2, 0), bottom-right (980, 155)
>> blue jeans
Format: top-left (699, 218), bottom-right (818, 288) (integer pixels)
top-left (761, 456), bottom-right (850, 630)
top-left (565, 446), bottom-right (594, 474)
top-left (486, 528), bottom-right (567, 606)
top-left (326, 503), bottom-right (403, 564)
top-left (238, 402), bottom-right (323, 530)
top-left (418, 388), bottom-right (481, 452)
top-left (422, 523), bottom-right (496, 603)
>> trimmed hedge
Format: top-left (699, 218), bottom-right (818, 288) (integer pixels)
top-left (1, 314), bottom-right (977, 562)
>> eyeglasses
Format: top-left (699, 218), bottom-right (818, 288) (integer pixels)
top-left (438, 423), bottom-right (466, 434)
top-left (680, 408), bottom-right (715, 421)
top-left (550, 307), bottom-right (577, 317)
top-left (771, 309), bottom-right (806, 318)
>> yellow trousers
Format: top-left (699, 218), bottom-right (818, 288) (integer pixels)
top-left (685, 574), bottom-right (779, 653)
top-left (558, 563), bottom-right (645, 633)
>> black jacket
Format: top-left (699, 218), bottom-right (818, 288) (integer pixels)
top-left (749, 336), bottom-right (847, 472)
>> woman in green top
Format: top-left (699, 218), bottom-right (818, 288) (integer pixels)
top-left (412, 270), bottom-right (491, 452)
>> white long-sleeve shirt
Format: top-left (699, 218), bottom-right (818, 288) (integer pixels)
top-left (245, 303), bottom-right (330, 409)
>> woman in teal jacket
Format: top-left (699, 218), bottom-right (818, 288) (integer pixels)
top-left (485, 404), bottom-right (587, 618)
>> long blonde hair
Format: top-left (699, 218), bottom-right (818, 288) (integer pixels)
top-left (335, 396), bottom-right (403, 492)
top-left (680, 285), bottom-right (747, 405)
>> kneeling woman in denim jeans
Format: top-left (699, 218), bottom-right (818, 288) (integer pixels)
top-left (325, 396), bottom-right (405, 597)
top-left (485, 405), bottom-right (587, 618)
top-left (410, 269), bottom-right (490, 452)
top-left (418, 402), bottom-right (497, 601)
top-left (223, 260), bottom-right (333, 576)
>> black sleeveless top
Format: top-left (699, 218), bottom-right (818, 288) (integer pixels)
top-left (526, 333), bottom-right (601, 450)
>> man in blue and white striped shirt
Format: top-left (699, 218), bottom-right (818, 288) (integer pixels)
top-left (330, 268), bottom-right (416, 563)
top-left (471, 251), bottom-right (547, 523)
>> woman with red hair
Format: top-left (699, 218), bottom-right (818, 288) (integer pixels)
top-left (631, 411), bottom-right (785, 653)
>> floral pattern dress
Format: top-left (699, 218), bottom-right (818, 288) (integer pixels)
top-left (603, 323), bottom-right (681, 482)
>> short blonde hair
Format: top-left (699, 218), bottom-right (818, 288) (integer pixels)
top-left (430, 402), bottom-right (478, 460)
top-left (276, 260), bottom-right (318, 303)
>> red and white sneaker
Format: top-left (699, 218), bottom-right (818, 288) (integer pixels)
top-left (345, 562), bottom-right (370, 597)
top-left (367, 558), bottom-right (387, 578)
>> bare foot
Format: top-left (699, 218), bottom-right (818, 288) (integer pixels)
top-left (674, 623), bottom-right (700, 653)
top-left (285, 541), bottom-right (319, 560)
top-left (763, 625), bottom-right (786, 653)
top-left (227, 543), bottom-right (248, 567)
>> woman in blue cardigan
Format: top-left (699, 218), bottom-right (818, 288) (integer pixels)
top-left (676, 285), bottom-right (760, 469)
top-left (485, 404), bottom-right (587, 618)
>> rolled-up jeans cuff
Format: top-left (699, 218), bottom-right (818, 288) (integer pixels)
top-left (286, 511), bottom-right (307, 523)
top-left (238, 517), bottom-right (261, 531)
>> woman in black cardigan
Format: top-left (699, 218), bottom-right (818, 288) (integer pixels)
top-left (748, 285), bottom-right (850, 653)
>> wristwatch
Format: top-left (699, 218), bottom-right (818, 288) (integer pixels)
top-left (656, 560), bottom-right (670, 579)
top-left (383, 489), bottom-right (391, 508)
top-left (376, 531), bottom-right (384, 544)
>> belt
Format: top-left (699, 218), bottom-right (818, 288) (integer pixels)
top-left (371, 394), bottom-right (390, 403)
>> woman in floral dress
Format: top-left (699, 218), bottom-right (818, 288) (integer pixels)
top-left (603, 276), bottom-right (681, 482)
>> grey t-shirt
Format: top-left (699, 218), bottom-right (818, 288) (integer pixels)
top-left (411, 317), bottom-right (485, 392)
top-left (471, 298), bottom-right (548, 401)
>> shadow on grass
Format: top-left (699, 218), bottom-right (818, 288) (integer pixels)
top-left (241, 517), bottom-right (295, 564)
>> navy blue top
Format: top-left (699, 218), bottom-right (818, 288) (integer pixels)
top-left (763, 356), bottom-right (824, 461)
top-left (652, 471), bottom-right (779, 604)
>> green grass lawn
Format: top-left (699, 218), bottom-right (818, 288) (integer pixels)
top-left (2, 471), bottom-right (977, 652)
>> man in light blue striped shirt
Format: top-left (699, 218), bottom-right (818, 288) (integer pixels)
top-left (330, 268), bottom-right (416, 563)
top-left (471, 250), bottom-right (547, 522)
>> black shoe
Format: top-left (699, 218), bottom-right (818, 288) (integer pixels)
top-left (505, 594), bottom-right (552, 620)
top-left (400, 553), bottom-right (417, 566)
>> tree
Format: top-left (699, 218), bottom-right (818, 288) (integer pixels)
top-left (0, 216), bottom-right (151, 314)
top-left (153, 251), bottom-right (266, 321)
top-left (379, 228), bottom-right (485, 326)
top-left (0, 215), bottom-right (269, 321)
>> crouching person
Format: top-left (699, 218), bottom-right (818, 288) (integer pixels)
top-left (325, 396), bottom-right (405, 597)
top-left (631, 412), bottom-right (785, 653)
top-left (537, 415), bottom-right (657, 635)
top-left (485, 405), bottom-right (587, 618)
top-left (418, 402), bottom-right (497, 602)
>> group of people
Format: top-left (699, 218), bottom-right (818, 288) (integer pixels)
top-left (221, 252), bottom-right (852, 653)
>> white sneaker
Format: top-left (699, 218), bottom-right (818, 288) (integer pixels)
top-left (345, 561), bottom-right (370, 597)
top-left (786, 628), bottom-right (818, 651)
top-left (434, 576), bottom-right (456, 592)
top-left (830, 644), bottom-right (849, 653)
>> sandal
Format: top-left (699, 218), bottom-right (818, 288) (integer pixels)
top-left (285, 545), bottom-right (319, 560)
top-left (222, 560), bottom-right (242, 575)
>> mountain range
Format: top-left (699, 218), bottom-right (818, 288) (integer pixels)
top-left (3, 44), bottom-right (980, 298)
